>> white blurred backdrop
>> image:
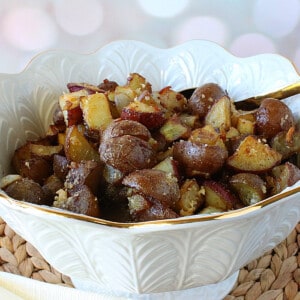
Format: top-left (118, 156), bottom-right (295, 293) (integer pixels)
top-left (1, 0), bottom-right (300, 73)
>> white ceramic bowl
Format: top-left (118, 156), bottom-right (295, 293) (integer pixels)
top-left (0, 40), bottom-right (300, 299)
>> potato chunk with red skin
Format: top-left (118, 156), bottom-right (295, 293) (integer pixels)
top-left (65, 161), bottom-right (103, 196)
top-left (175, 179), bottom-right (204, 216)
top-left (128, 196), bottom-right (178, 222)
top-left (101, 119), bottom-right (151, 142)
top-left (123, 169), bottom-right (180, 209)
top-left (121, 92), bottom-right (166, 130)
top-left (100, 135), bottom-right (156, 174)
top-left (229, 173), bottom-right (267, 206)
top-left (203, 180), bottom-right (238, 211)
top-left (100, 119), bottom-right (156, 174)
top-left (54, 185), bottom-right (101, 218)
top-left (268, 162), bottom-right (300, 195)
top-left (123, 169), bottom-right (180, 221)
top-left (226, 135), bottom-right (282, 173)
top-left (188, 83), bottom-right (227, 119)
top-left (4, 177), bottom-right (51, 205)
top-left (173, 140), bottom-right (228, 178)
top-left (255, 98), bottom-right (295, 140)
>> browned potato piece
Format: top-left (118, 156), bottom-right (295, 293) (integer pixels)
top-left (205, 96), bottom-right (232, 131)
top-left (127, 193), bottom-right (151, 215)
top-left (101, 119), bottom-right (151, 142)
top-left (98, 79), bottom-right (118, 92)
top-left (52, 104), bottom-right (65, 127)
top-left (16, 157), bottom-right (52, 185)
top-left (4, 177), bottom-right (50, 205)
top-left (236, 117), bottom-right (255, 135)
top-left (29, 144), bottom-right (64, 161)
top-left (229, 173), bottom-right (267, 206)
top-left (269, 162), bottom-right (300, 195)
top-left (153, 86), bottom-right (187, 117)
top-left (123, 169), bottom-right (180, 208)
top-left (226, 135), bottom-right (282, 173)
top-left (152, 156), bottom-right (180, 180)
top-left (121, 92), bottom-right (165, 130)
top-left (12, 141), bottom-right (64, 185)
top-left (175, 179), bottom-right (204, 216)
top-left (54, 185), bottom-right (101, 218)
top-left (42, 174), bottom-right (64, 203)
top-left (270, 129), bottom-right (300, 160)
top-left (189, 125), bottom-right (226, 149)
top-left (126, 73), bottom-right (152, 93)
top-left (65, 161), bottom-right (103, 196)
top-left (173, 140), bottom-right (228, 178)
top-left (0, 174), bottom-right (22, 190)
top-left (203, 180), bottom-right (237, 211)
top-left (159, 115), bottom-right (190, 143)
top-left (80, 93), bottom-right (113, 131)
top-left (103, 164), bottom-right (125, 185)
top-left (188, 83), bottom-right (227, 119)
top-left (199, 206), bottom-right (224, 214)
top-left (128, 195), bottom-right (178, 222)
top-left (255, 98), bottom-right (295, 139)
top-left (53, 154), bottom-right (69, 181)
top-left (12, 142), bottom-right (32, 172)
top-left (100, 135), bottom-right (156, 174)
top-left (65, 125), bottom-right (100, 162)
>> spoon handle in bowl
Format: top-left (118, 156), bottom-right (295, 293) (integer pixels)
top-left (238, 81), bottom-right (300, 108)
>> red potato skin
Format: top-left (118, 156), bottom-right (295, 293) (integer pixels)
top-left (65, 106), bottom-right (83, 126)
top-left (188, 83), bottom-right (227, 119)
top-left (203, 180), bottom-right (238, 210)
top-left (255, 98), bottom-right (295, 139)
top-left (99, 135), bottom-right (156, 174)
top-left (121, 107), bottom-right (166, 130)
top-left (131, 199), bottom-right (178, 222)
top-left (101, 119), bottom-right (151, 142)
top-left (123, 169), bottom-right (180, 208)
top-left (173, 140), bottom-right (228, 178)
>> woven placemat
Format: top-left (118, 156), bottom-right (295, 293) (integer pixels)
top-left (0, 217), bottom-right (299, 299)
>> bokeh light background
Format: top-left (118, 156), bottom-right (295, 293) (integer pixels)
top-left (1, 0), bottom-right (300, 73)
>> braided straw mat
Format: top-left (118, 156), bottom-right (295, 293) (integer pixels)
top-left (0, 217), bottom-right (300, 300)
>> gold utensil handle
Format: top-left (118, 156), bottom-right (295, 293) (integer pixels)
top-left (244, 81), bottom-right (300, 107)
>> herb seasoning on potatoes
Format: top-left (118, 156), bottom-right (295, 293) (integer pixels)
top-left (1, 73), bottom-right (300, 222)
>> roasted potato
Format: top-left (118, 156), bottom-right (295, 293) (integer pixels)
top-left (227, 135), bottom-right (282, 173)
top-left (100, 135), bottom-right (156, 174)
top-left (42, 174), bottom-right (64, 203)
top-left (128, 199), bottom-right (178, 222)
top-left (121, 91), bottom-right (165, 130)
top-left (123, 169), bottom-right (180, 209)
top-left (255, 98), bottom-right (295, 139)
top-left (153, 86), bottom-right (187, 117)
top-left (80, 93), bottom-right (113, 131)
top-left (268, 162), bottom-right (300, 195)
top-left (270, 128), bottom-right (300, 160)
top-left (4, 177), bottom-right (50, 205)
top-left (188, 83), bottom-right (227, 119)
top-left (159, 114), bottom-right (190, 143)
top-left (175, 179), bottom-right (204, 216)
top-left (65, 161), bottom-right (103, 196)
top-left (54, 185), bottom-right (101, 218)
top-left (173, 140), bottom-right (228, 178)
top-left (65, 125), bottom-right (100, 162)
top-left (205, 96), bottom-right (232, 131)
top-left (101, 119), bottom-right (151, 142)
top-left (203, 180), bottom-right (238, 211)
top-left (229, 173), bottom-right (267, 206)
